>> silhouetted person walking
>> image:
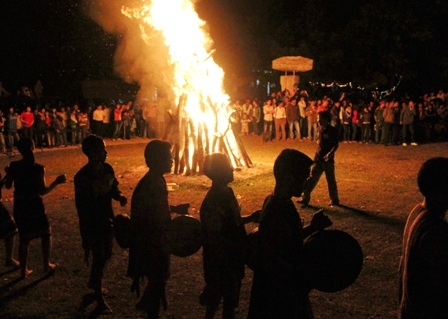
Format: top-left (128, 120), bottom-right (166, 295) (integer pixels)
top-left (74, 134), bottom-right (127, 314)
top-left (4, 137), bottom-right (66, 278)
top-left (200, 153), bottom-right (258, 319)
top-left (299, 110), bottom-right (340, 207)
top-left (248, 149), bottom-right (332, 318)
top-left (127, 140), bottom-right (189, 319)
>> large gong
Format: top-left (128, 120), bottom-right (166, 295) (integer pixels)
top-left (163, 215), bottom-right (202, 257)
top-left (245, 228), bottom-right (363, 293)
top-left (303, 229), bottom-right (363, 292)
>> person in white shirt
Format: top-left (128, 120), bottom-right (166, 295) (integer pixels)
top-left (274, 101), bottom-right (287, 141)
top-left (263, 100), bottom-right (275, 141)
top-left (92, 105), bottom-right (104, 137)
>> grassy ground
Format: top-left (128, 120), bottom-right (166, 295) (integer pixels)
top-left (0, 136), bottom-right (447, 319)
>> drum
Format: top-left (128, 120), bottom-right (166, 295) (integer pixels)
top-left (303, 229), bottom-right (363, 292)
top-left (163, 215), bottom-right (202, 257)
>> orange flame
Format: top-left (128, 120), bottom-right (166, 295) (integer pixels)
top-left (121, 0), bottom-right (249, 171)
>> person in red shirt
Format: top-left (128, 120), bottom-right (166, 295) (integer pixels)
top-left (19, 106), bottom-right (34, 140)
top-left (112, 103), bottom-right (123, 140)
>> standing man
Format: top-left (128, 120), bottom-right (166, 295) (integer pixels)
top-left (374, 100), bottom-right (385, 144)
top-left (305, 100), bottom-right (318, 141)
top-left (399, 157), bottom-right (448, 318)
top-left (381, 101), bottom-right (396, 145)
top-left (112, 103), bottom-right (123, 140)
top-left (102, 103), bottom-right (112, 138)
top-left (298, 96), bottom-right (307, 138)
top-left (262, 100), bottom-right (275, 141)
top-left (273, 101), bottom-right (287, 141)
top-left (6, 107), bottom-right (20, 153)
top-left (92, 105), bottom-right (104, 137)
top-left (286, 97), bottom-right (301, 140)
top-left (69, 105), bottom-right (80, 145)
top-left (20, 106), bottom-right (34, 140)
top-left (251, 99), bottom-right (261, 135)
top-left (400, 100), bottom-right (418, 146)
top-left (241, 98), bottom-right (252, 118)
top-left (299, 110), bottom-right (340, 207)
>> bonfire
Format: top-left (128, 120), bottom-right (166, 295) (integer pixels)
top-left (118, 0), bottom-right (252, 174)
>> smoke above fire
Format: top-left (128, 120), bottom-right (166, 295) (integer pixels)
top-left (83, 0), bottom-right (167, 103)
top-left (84, 0), bottom-right (218, 105)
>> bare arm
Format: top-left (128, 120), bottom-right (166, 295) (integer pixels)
top-left (39, 169), bottom-right (66, 196)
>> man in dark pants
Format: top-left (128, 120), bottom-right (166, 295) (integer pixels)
top-left (299, 110), bottom-right (340, 207)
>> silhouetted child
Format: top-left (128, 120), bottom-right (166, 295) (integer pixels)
top-left (127, 139), bottom-right (189, 319)
top-left (248, 149), bottom-right (332, 319)
top-left (399, 157), bottom-right (448, 318)
top-left (200, 153), bottom-right (259, 319)
top-left (74, 134), bottom-right (127, 314)
top-left (4, 137), bottom-right (66, 279)
top-left (0, 174), bottom-right (19, 268)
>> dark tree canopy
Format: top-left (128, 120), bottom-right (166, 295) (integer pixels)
top-left (197, 0), bottom-right (448, 93)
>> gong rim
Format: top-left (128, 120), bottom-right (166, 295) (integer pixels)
top-left (303, 229), bottom-right (363, 292)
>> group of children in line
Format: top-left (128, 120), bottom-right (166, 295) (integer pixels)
top-left (1, 131), bottom-right (447, 318)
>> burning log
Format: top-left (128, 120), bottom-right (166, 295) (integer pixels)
top-left (163, 95), bottom-right (253, 175)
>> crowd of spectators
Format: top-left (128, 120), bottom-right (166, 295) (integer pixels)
top-left (230, 88), bottom-right (448, 146)
top-left (0, 82), bottom-right (169, 155)
top-left (0, 100), bottom-right (160, 156)
top-left (1, 80), bottom-right (447, 157)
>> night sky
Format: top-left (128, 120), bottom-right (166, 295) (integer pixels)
top-left (0, 0), bottom-right (115, 96)
top-left (1, 0), bottom-right (448, 99)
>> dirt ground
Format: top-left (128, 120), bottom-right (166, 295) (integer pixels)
top-left (0, 135), bottom-right (447, 318)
